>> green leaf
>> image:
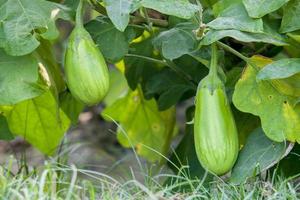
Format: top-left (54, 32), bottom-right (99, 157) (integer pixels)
top-left (0, 115), bottom-right (14, 140)
top-left (0, 0), bottom-right (70, 56)
top-left (208, 3), bottom-right (264, 33)
top-left (201, 29), bottom-right (288, 46)
top-left (242, 0), bottom-right (289, 18)
top-left (145, 69), bottom-right (195, 110)
top-left (230, 128), bottom-right (286, 184)
top-left (102, 89), bottom-right (176, 162)
top-left (233, 56), bottom-right (300, 143)
top-left (212, 0), bottom-right (242, 16)
top-left (257, 58), bottom-right (300, 80)
top-left (280, 0), bottom-right (300, 33)
top-left (174, 53), bottom-right (210, 82)
top-left (141, 0), bottom-right (199, 19)
top-left (59, 91), bottom-right (84, 125)
top-left (153, 23), bottom-right (198, 60)
top-left (103, 0), bottom-right (140, 31)
top-left (0, 49), bottom-right (45, 105)
top-left (85, 17), bottom-right (135, 63)
top-left (125, 37), bottom-right (159, 89)
top-left (7, 91), bottom-right (70, 155)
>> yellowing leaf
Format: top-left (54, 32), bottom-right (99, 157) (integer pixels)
top-left (102, 89), bottom-right (176, 162)
top-left (233, 56), bottom-right (300, 143)
top-left (7, 91), bottom-right (70, 155)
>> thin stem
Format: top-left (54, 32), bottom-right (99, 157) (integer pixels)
top-left (125, 54), bottom-right (168, 66)
top-left (216, 41), bottom-right (250, 63)
top-left (128, 24), bottom-right (148, 30)
top-left (209, 43), bottom-right (218, 77)
top-left (216, 41), bottom-right (261, 70)
top-left (189, 54), bottom-right (209, 67)
top-left (76, 0), bottom-right (84, 27)
top-left (142, 7), bottom-right (153, 33)
top-left (89, 0), bottom-right (107, 14)
top-left (130, 16), bottom-right (168, 27)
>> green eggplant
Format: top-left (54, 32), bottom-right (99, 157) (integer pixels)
top-left (64, 0), bottom-right (109, 105)
top-left (194, 44), bottom-right (239, 175)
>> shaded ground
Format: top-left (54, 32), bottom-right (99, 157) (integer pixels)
top-left (0, 103), bottom-right (189, 181)
top-left (0, 112), bottom-right (143, 180)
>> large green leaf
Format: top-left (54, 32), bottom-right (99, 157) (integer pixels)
top-left (201, 29), bottom-right (288, 46)
top-left (85, 17), bottom-right (135, 63)
top-left (0, 49), bottom-right (45, 105)
top-left (103, 0), bottom-right (140, 32)
top-left (208, 3), bottom-right (264, 33)
top-left (230, 128), bottom-right (286, 184)
top-left (141, 0), bottom-right (199, 19)
top-left (242, 0), bottom-right (289, 18)
top-left (153, 23), bottom-right (198, 60)
top-left (233, 56), bottom-right (300, 143)
top-left (257, 58), bottom-right (300, 80)
top-left (280, 0), bottom-right (300, 33)
top-left (0, 0), bottom-right (69, 56)
top-left (7, 91), bottom-right (70, 155)
top-left (102, 89), bottom-right (176, 162)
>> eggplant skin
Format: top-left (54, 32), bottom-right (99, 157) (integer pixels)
top-left (65, 26), bottom-right (109, 105)
top-left (194, 77), bottom-right (239, 175)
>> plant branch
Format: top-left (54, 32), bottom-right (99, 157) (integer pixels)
top-left (189, 54), bottom-right (209, 67)
top-left (125, 54), bottom-right (168, 66)
top-left (216, 41), bottom-right (260, 71)
top-left (130, 16), bottom-right (168, 27)
top-left (89, 0), bottom-right (107, 15)
top-left (216, 41), bottom-right (250, 63)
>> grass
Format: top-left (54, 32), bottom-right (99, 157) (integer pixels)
top-left (1, 123), bottom-right (299, 200)
top-left (0, 157), bottom-right (299, 200)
